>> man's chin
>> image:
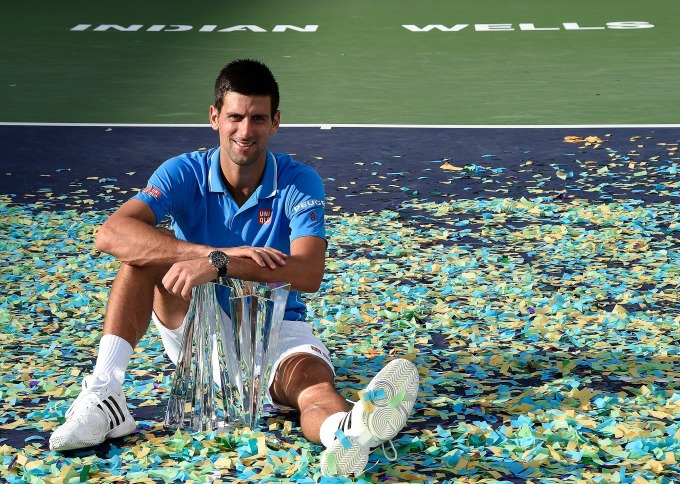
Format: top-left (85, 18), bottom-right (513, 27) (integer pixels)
top-left (227, 151), bottom-right (261, 167)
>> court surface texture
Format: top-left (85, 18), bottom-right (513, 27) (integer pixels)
top-left (1, 1), bottom-right (680, 483)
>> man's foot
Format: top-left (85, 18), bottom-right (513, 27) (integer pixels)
top-left (320, 358), bottom-right (419, 476)
top-left (49, 375), bottom-right (137, 452)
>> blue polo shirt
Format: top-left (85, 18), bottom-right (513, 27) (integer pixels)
top-left (133, 148), bottom-right (326, 321)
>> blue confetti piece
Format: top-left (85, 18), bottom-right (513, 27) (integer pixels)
top-left (24, 435), bottom-right (45, 442)
top-left (334, 429), bottom-right (353, 450)
top-left (364, 388), bottom-right (386, 402)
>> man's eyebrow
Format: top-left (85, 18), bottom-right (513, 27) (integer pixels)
top-left (225, 112), bottom-right (269, 119)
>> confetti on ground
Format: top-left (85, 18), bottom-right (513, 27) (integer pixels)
top-left (1, 131), bottom-right (680, 483)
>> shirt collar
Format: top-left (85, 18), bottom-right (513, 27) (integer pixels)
top-left (208, 148), bottom-right (277, 199)
top-left (208, 148), bottom-right (278, 198)
top-left (208, 148), bottom-right (226, 193)
top-left (258, 151), bottom-right (278, 199)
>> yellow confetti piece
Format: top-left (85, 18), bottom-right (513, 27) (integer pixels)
top-left (440, 162), bottom-right (463, 171)
top-left (358, 389), bottom-right (376, 413)
top-left (214, 457), bottom-right (232, 469)
top-left (2, 418), bottom-right (26, 430)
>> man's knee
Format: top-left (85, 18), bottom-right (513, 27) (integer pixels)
top-left (110, 263), bottom-right (171, 309)
top-left (115, 261), bottom-right (168, 283)
top-left (279, 353), bottom-right (334, 383)
top-left (271, 353), bottom-right (335, 407)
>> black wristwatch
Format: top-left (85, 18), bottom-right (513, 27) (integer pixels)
top-left (208, 250), bottom-right (229, 277)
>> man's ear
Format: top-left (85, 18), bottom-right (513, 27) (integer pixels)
top-left (271, 110), bottom-right (281, 134)
top-left (209, 105), bottom-right (219, 130)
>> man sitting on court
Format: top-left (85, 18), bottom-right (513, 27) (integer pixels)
top-left (48, 58), bottom-right (419, 477)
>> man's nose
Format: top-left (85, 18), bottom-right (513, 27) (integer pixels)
top-left (238, 118), bottom-right (253, 137)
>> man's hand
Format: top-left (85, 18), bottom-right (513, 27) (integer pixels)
top-left (225, 246), bottom-right (288, 269)
top-left (162, 246), bottom-right (289, 299)
top-left (162, 257), bottom-right (219, 300)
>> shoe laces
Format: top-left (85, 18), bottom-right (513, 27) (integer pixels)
top-left (65, 375), bottom-right (113, 418)
top-left (381, 440), bottom-right (398, 462)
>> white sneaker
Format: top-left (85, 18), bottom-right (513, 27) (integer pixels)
top-left (320, 358), bottom-right (420, 476)
top-left (49, 375), bottom-right (137, 452)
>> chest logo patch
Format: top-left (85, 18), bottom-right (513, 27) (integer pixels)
top-left (258, 209), bottom-right (273, 225)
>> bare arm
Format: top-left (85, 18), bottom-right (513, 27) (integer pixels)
top-left (225, 235), bottom-right (325, 293)
top-left (163, 235), bottom-right (326, 297)
top-left (95, 199), bottom-right (212, 265)
top-left (97, 198), bottom-right (325, 298)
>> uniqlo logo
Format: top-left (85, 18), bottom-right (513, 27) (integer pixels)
top-left (258, 209), bottom-right (272, 225)
top-left (142, 186), bottom-right (162, 199)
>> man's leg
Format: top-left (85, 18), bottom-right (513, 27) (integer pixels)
top-left (50, 262), bottom-right (187, 452)
top-left (93, 262), bottom-right (190, 388)
top-left (269, 353), bottom-right (350, 444)
top-left (102, 263), bottom-right (171, 345)
top-left (270, 354), bottom-right (420, 477)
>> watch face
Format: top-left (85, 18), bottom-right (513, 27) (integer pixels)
top-left (210, 251), bottom-right (227, 268)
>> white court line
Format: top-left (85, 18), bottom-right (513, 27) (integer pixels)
top-left (0, 122), bottom-right (679, 129)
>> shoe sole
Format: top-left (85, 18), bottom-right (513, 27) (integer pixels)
top-left (319, 436), bottom-right (369, 477)
top-left (49, 419), bottom-right (137, 452)
top-left (363, 359), bottom-right (419, 442)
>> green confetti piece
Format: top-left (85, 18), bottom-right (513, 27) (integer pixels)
top-left (327, 452), bottom-right (337, 475)
top-left (79, 465), bottom-right (90, 482)
top-left (388, 388), bottom-right (407, 408)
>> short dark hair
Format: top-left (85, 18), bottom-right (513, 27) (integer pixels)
top-left (214, 59), bottom-right (280, 116)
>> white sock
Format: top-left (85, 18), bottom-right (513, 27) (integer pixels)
top-left (91, 334), bottom-right (134, 392)
top-left (319, 411), bottom-right (348, 448)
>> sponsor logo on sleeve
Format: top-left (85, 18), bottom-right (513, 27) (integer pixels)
top-left (142, 186), bottom-right (163, 199)
top-left (292, 199), bottom-right (325, 213)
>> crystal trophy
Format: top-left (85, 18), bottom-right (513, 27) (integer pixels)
top-left (164, 278), bottom-right (290, 432)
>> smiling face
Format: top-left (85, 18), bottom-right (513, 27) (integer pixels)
top-left (210, 91), bottom-right (280, 169)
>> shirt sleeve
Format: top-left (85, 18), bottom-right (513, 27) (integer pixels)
top-left (132, 155), bottom-right (187, 225)
top-left (286, 166), bottom-right (327, 243)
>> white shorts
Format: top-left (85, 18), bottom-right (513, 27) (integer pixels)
top-left (151, 311), bottom-right (333, 409)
